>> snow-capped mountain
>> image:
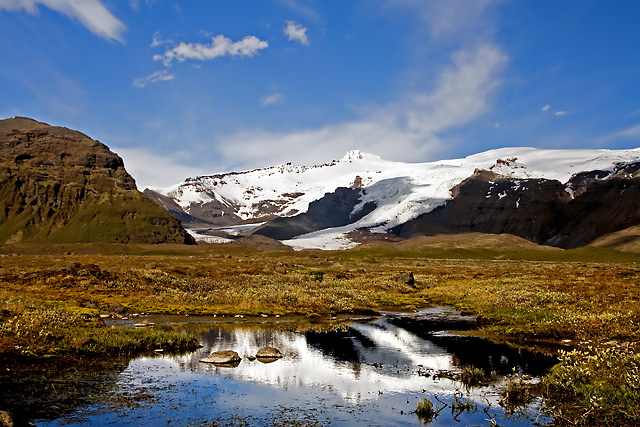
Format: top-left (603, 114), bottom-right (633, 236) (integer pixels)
top-left (146, 147), bottom-right (640, 250)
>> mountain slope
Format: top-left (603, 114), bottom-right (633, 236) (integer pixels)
top-left (0, 117), bottom-right (194, 244)
top-left (394, 163), bottom-right (640, 249)
top-left (253, 187), bottom-right (376, 240)
top-left (153, 147), bottom-right (640, 249)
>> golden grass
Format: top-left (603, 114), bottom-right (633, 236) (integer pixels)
top-left (1, 243), bottom-right (639, 424)
top-left (1, 247), bottom-right (640, 343)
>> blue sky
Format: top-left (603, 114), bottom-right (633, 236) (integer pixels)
top-left (1, 0), bottom-right (639, 189)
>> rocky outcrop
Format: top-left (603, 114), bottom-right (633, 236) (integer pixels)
top-left (0, 117), bottom-right (194, 244)
top-left (144, 188), bottom-right (243, 228)
top-left (253, 187), bottom-right (376, 240)
top-left (394, 272), bottom-right (415, 287)
top-left (395, 166), bottom-right (640, 249)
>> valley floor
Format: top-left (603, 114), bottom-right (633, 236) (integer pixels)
top-left (0, 241), bottom-right (639, 425)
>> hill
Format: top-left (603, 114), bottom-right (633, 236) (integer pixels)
top-left (0, 117), bottom-right (194, 244)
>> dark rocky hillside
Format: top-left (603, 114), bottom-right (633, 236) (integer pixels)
top-left (395, 165), bottom-right (640, 249)
top-left (253, 187), bottom-right (376, 240)
top-left (0, 117), bottom-right (194, 244)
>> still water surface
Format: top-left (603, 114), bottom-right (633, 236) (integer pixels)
top-left (25, 310), bottom-right (556, 426)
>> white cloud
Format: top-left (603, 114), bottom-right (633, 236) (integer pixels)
top-left (132, 70), bottom-right (175, 88)
top-left (217, 44), bottom-right (507, 169)
top-left (261, 93), bottom-right (283, 106)
top-left (555, 111), bottom-right (567, 116)
top-left (0, 0), bottom-right (126, 42)
top-left (607, 124), bottom-right (640, 140)
top-left (113, 146), bottom-right (211, 190)
top-left (284, 20), bottom-right (309, 45)
top-left (150, 31), bottom-right (172, 47)
top-left (155, 34), bottom-right (268, 66)
top-left (387, 0), bottom-right (497, 41)
top-left (542, 105), bottom-right (550, 111)
top-left (279, 0), bottom-right (319, 20)
top-left (129, 0), bottom-right (154, 11)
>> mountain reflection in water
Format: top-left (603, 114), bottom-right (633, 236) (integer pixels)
top-left (31, 311), bottom-right (556, 426)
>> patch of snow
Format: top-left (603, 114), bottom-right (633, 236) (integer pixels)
top-left (282, 225), bottom-right (360, 251)
top-left (194, 222), bottom-right (266, 236)
top-left (187, 229), bottom-right (233, 244)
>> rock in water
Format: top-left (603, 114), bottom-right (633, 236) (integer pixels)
top-left (0, 117), bottom-right (194, 244)
top-left (201, 350), bottom-right (242, 365)
top-left (256, 346), bottom-right (283, 359)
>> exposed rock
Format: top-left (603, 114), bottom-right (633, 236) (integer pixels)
top-left (200, 350), bottom-right (242, 365)
top-left (256, 346), bottom-right (283, 359)
top-left (144, 188), bottom-right (240, 228)
top-left (395, 168), bottom-right (640, 249)
top-left (394, 271), bottom-right (415, 286)
top-left (0, 410), bottom-right (35, 427)
top-left (109, 303), bottom-right (127, 314)
top-left (253, 187), bottom-right (376, 240)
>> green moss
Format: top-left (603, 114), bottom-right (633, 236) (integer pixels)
top-left (543, 345), bottom-right (640, 426)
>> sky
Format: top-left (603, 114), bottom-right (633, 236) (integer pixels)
top-left (1, 0), bottom-right (640, 189)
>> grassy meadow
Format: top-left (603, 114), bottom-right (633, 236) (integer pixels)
top-left (1, 240), bottom-right (639, 425)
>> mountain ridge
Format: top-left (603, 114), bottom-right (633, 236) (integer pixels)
top-left (150, 146), bottom-right (640, 250)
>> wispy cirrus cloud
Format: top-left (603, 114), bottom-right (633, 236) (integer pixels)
top-left (607, 124), bottom-right (640, 140)
top-left (214, 1), bottom-right (507, 169)
top-left (261, 93), bottom-right (284, 106)
top-left (132, 69), bottom-right (175, 88)
top-left (284, 21), bottom-right (309, 45)
top-left (218, 44), bottom-right (507, 168)
top-left (154, 34), bottom-right (268, 66)
top-left (150, 31), bottom-right (172, 47)
top-left (279, 0), bottom-right (319, 21)
top-left (0, 0), bottom-right (126, 42)
top-left (387, 0), bottom-right (498, 41)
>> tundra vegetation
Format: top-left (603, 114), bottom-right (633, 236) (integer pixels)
top-left (0, 241), bottom-right (639, 425)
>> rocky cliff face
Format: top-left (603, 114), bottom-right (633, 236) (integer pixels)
top-left (0, 117), bottom-right (194, 244)
top-left (395, 164), bottom-right (640, 249)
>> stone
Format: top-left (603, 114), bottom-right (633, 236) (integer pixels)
top-left (256, 346), bottom-right (283, 359)
top-left (0, 410), bottom-right (35, 427)
top-left (109, 303), bottom-right (127, 314)
top-left (395, 271), bottom-right (415, 286)
top-left (201, 350), bottom-right (242, 365)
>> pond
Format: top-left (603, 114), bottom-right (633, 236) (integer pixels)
top-left (2, 308), bottom-right (557, 426)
